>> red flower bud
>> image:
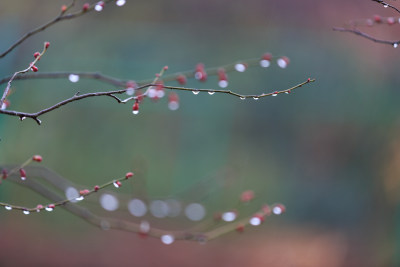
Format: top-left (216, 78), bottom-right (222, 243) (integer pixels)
top-left (176, 74), bottom-right (187, 85)
top-left (32, 155), bottom-right (42, 162)
top-left (19, 168), bottom-right (27, 180)
top-left (94, 185), bottom-right (100, 192)
top-left (61, 5), bottom-right (67, 13)
top-left (44, 42), bottom-right (50, 49)
top-left (125, 172), bottom-right (134, 179)
top-left (31, 65), bottom-right (38, 72)
top-left (82, 3), bottom-right (90, 11)
top-left (132, 101), bottom-right (139, 115)
top-left (236, 224), bottom-right (245, 233)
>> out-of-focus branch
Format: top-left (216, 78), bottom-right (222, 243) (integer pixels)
top-left (333, 27), bottom-right (400, 47)
top-left (0, 163), bottom-right (284, 243)
top-left (334, 0), bottom-right (400, 47)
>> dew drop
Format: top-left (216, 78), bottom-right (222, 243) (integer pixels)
top-left (99, 194), bottom-right (119, 211)
top-left (68, 74), bottom-right (80, 83)
top-left (95, 3), bottom-right (103, 11)
top-left (21, 117), bottom-right (26, 121)
top-left (140, 220), bottom-right (151, 233)
top-left (222, 211), bottom-right (237, 222)
top-left (23, 210), bottom-right (30, 215)
top-left (277, 58), bottom-right (288, 68)
top-left (45, 207), bottom-right (54, 212)
top-left (249, 217), bottom-right (262, 226)
top-left (253, 97), bottom-right (259, 100)
top-left (192, 90), bottom-right (200, 95)
top-left (1, 103), bottom-right (6, 110)
top-left (21, 176), bottom-right (26, 181)
top-left (116, 0), bottom-right (126, 6)
top-left (240, 96), bottom-right (246, 100)
top-left (218, 80), bottom-right (228, 88)
top-left (75, 196), bottom-right (84, 201)
top-left (394, 43), bottom-right (398, 48)
top-left (5, 205), bottom-right (12, 210)
top-left (132, 110), bottom-right (139, 115)
top-left (208, 91), bottom-right (215, 95)
top-left (65, 187), bottom-right (79, 203)
top-left (168, 101), bottom-right (179, 111)
top-left (185, 203), bottom-right (206, 221)
top-left (272, 92), bottom-right (278, 96)
top-left (150, 200), bottom-right (169, 218)
top-left (128, 199), bottom-right (147, 217)
top-left (259, 59), bottom-right (271, 68)
top-left (234, 63), bottom-right (246, 72)
top-left (384, 4), bottom-right (388, 8)
top-left (126, 88), bottom-right (134, 95)
top-left (161, 234), bottom-right (175, 245)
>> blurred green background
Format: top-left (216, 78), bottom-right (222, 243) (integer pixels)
top-left (1, 0), bottom-right (400, 266)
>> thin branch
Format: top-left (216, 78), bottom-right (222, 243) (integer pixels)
top-left (0, 165), bottom-right (283, 242)
top-left (0, 55), bottom-right (288, 87)
top-left (333, 27), bottom-right (400, 47)
top-left (0, 78), bottom-right (315, 124)
top-left (0, 42), bottom-right (50, 108)
top-left (0, 0), bottom-right (115, 59)
top-left (372, 0), bottom-right (400, 14)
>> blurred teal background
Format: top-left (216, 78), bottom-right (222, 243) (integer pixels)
top-left (1, 0), bottom-right (400, 266)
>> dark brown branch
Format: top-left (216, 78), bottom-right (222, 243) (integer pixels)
top-left (372, 0), bottom-right (400, 14)
top-left (0, 0), bottom-right (115, 58)
top-left (0, 79), bottom-right (315, 125)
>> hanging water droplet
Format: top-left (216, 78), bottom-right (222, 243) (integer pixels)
top-left (116, 0), bottom-right (126, 6)
top-left (23, 210), bottom-right (30, 215)
top-left (234, 63), bottom-right (246, 72)
top-left (95, 2), bottom-right (104, 11)
top-left (168, 101), bottom-right (179, 111)
top-left (218, 80), bottom-right (228, 88)
top-left (192, 90), bottom-right (200, 95)
top-left (5, 205), bottom-right (12, 210)
top-left (249, 216), bottom-right (262, 226)
top-left (21, 116), bottom-right (26, 121)
top-left (132, 110), bottom-right (139, 115)
top-left (161, 234), bottom-right (175, 245)
top-left (45, 207), bottom-right (54, 212)
top-left (240, 96), bottom-right (246, 100)
top-left (75, 196), bottom-right (84, 201)
top-left (21, 176), bottom-right (26, 181)
top-left (208, 91), bottom-right (215, 95)
top-left (384, 4), bottom-right (389, 8)
top-left (68, 74), bottom-right (80, 83)
top-left (259, 59), bottom-right (271, 68)
top-left (272, 92), bottom-right (278, 96)
top-left (126, 88), bottom-right (134, 95)
top-left (222, 211), bottom-right (237, 222)
top-left (394, 43), bottom-right (398, 48)
top-left (253, 96), bottom-right (259, 100)
top-left (285, 90), bottom-right (291, 94)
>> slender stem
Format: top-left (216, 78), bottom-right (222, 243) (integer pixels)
top-left (0, 0), bottom-right (115, 59)
top-left (0, 78), bottom-right (315, 124)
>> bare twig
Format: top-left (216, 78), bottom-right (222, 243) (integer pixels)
top-left (0, 42), bottom-right (50, 108)
top-left (0, 0), bottom-right (115, 59)
top-left (372, 0), bottom-right (400, 14)
top-left (0, 164), bottom-right (282, 242)
top-left (0, 78), bottom-right (315, 125)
